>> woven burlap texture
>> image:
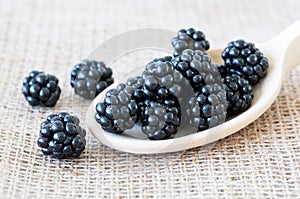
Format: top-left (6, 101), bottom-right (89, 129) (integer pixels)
top-left (0, 0), bottom-right (299, 198)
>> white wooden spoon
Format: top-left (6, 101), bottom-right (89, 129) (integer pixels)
top-left (86, 21), bottom-right (300, 154)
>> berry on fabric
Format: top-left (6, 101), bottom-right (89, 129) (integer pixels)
top-left (37, 112), bottom-right (86, 159)
top-left (22, 71), bottom-right (61, 107)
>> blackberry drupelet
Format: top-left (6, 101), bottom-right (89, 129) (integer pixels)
top-left (172, 49), bottom-right (222, 92)
top-left (221, 39), bottom-right (269, 85)
top-left (224, 74), bottom-right (254, 116)
top-left (22, 70), bottom-right (61, 107)
top-left (186, 84), bottom-right (227, 131)
top-left (172, 28), bottom-right (210, 56)
top-left (140, 101), bottom-right (181, 140)
top-left (37, 112), bottom-right (86, 159)
top-left (95, 76), bottom-right (143, 134)
top-left (141, 56), bottom-right (190, 104)
top-left (70, 59), bottom-right (114, 99)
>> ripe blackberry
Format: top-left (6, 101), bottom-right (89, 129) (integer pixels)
top-left (70, 59), bottom-right (114, 99)
top-left (141, 56), bottom-right (190, 103)
top-left (95, 76), bottom-right (143, 134)
top-left (172, 28), bottom-right (210, 56)
top-left (22, 71), bottom-right (61, 107)
top-left (172, 49), bottom-right (222, 92)
top-left (224, 74), bottom-right (254, 116)
top-left (221, 39), bottom-right (269, 85)
top-left (37, 112), bottom-right (86, 159)
top-left (186, 84), bottom-right (227, 131)
top-left (140, 101), bottom-right (181, 140)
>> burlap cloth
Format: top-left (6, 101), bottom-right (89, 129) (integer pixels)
top-left (0, 0), bottom-right (299, 198)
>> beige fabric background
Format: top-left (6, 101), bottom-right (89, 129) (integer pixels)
top-left (0, 0), bottom-right (299, 198)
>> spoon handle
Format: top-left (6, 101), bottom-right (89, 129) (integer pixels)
top-left (265, 20), bottom-right (300, 76)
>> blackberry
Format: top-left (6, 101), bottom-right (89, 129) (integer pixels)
top-left (22, 70), bottom-right (61, 107)
top-left (186, 84), bottom-right (227, 131)
top-left (172, 28), bottom-right (210, 57)
top-left (70, 60), bottom-right (114, 99)
top-left (141, 56), bottom-right (190, 103)
top-left (221, 39), bottom-right (269, 85)
top-left (37, 112), bottom-right (86, 159)
top-left (140, 101), bottom-right (181, 140)
top-left (95, 76), bottom-right (143, 134)
top-left (224, 74), bottom-right (254, 116)
top-left (172, 49), bottom-right (222, 92)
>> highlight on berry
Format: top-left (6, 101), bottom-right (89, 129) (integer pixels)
top-left (71, 59), bottom-right (114, 99)
top-left (22, 70), bottom-right (61, 107)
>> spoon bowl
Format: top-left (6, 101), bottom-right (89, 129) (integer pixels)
top-left (86, 21), bottom-right (300, 154)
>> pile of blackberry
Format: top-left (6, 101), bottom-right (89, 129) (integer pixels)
top-left (37, 112), bottom-right (86, 159)
top-left (172, 28), bottom-right (210, 57)
top-left (70, 60), bottom-right (114, 99)
top-left (22, 71), bottom-right (61, 107)
top-left (22, 27), bottom-right (270, 156)
top-left (217, 39), bottom-right (269, 116)
top-left (95, 52), bottom-right (225, 139)
top-left (94, 57), bottom-right (186, 139)
top-left (95, 33), bottom-right (269, 140)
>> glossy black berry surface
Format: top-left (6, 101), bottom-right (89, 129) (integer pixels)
top-left (142, 56), bottom-right (190, 103)
top-left (95, 76), bottom-right (143, 134)
top-left (37, 112), bottom-right (86, 159)
top-left (172, 49), bottom-right (222, 92)
top-left (140, 101), bottom-right (181, 140)
top-left (223, 74), bottom-right (254, 116)
top-left (222, 39), bottom-right (269, 85)
top-left (70, 60), bottom-right (114, 99)
top-left (172, 28), bottom-right (210, 56)
top-left (186, 84), bottom-right (227, 131)
top-left (22, 71), bottom-right (61, 107)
